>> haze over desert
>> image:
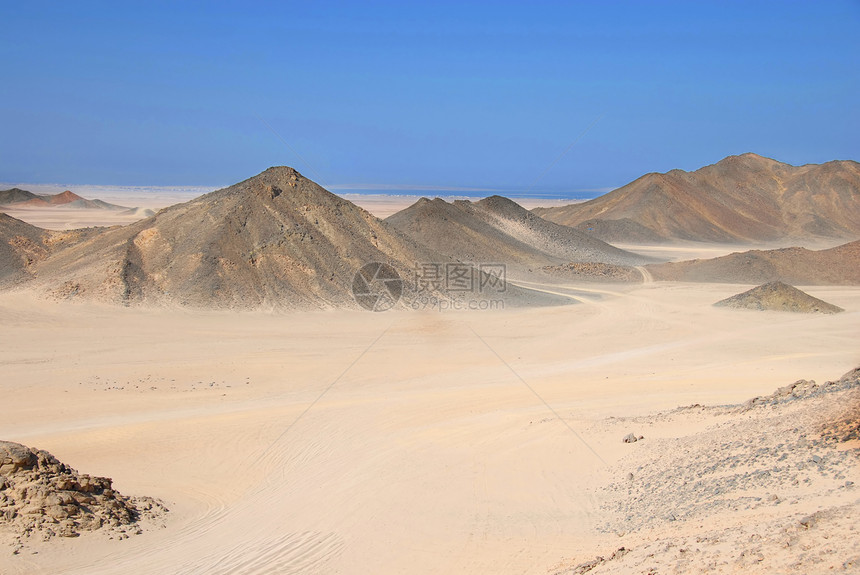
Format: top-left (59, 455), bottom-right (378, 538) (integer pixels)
top-left (2, 2), bottom-right (859, 574)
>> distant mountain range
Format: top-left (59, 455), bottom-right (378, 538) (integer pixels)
top-left (0, 188), bottom-right (131, 211)
top-left (2, 156), bottom-right (859, 309)
top-left (533, 153), bottom-right (860, 243)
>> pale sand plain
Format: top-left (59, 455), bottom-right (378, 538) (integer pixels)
top-left (0, 207), bottom-right (157, 231)
top-left (1, 273), bottom-right (858, 573)
top-left (1, 199), bottom-right (858, 573)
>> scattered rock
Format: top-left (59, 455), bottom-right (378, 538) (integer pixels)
top-left (742, 368), bottom-right (860, 411)
top-left (622, 433), bottom-right (643, 443)
top-left (541, 262), bottom-right (642, 283)
top-left (555, 547), bottom-right (630, 574)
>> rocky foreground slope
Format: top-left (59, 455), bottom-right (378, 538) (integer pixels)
top-left (0, 441), bottom-right (167, 554)
top-left (554, 368), bottom-right (860, 574)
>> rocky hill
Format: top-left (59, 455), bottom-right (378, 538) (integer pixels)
top-left (386, 195), bottom-right (650, 275)
top-left (0, 213), bottom-right (52, 284)
top-left (13, 168), bottom-right (568, 310)
top-left (0, 213), bottom-right (101, 286)
top-left (713, 281), bottom-right (844, 313)
top-left (534, 153), bottom-right (860, 243)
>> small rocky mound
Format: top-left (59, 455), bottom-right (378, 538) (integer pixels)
top-left (0, 441), bottom-right (167, 552)
top-left (541, 262), bottom-right (641, 282)
top-left (714, 281), bottom-right (844, 313)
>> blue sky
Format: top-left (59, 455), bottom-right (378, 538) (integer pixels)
top-left (1, 1), bottom-right (858, 196)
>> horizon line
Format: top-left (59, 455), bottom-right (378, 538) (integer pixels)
top-left (0, 180), bottom-right (616, 200)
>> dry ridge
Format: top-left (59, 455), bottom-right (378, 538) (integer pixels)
top-left (0, 213), bottom-right (102, 286)
top-left (646, 239), bottom-right (860, 285)
top-left (4, 168), bottom-right (569, 310)
top-left (0, 188), bottom-right (129, 211)
top-left (554, 368), bottom-right (860, 574)
top-left (534, 153), bottom-right (860, 243)
top-left (714, 281), bottom-right (844, 314)
top-left (0, 441), bottom-right (167, 554)
top-left (385, 195), bottom-right (651, 275)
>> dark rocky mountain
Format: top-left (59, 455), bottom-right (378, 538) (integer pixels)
top-left (534, 153), bottom-right (860, 243)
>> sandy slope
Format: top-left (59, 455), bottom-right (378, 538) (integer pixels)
top-left (553, 372), bottom-right (860, 574)
top-left (1, 272), bottom-right (858, 574)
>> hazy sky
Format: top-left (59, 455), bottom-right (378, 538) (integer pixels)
top-left (2, 1), bottom-right (858, 195)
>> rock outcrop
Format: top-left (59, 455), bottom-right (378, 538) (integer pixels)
top-left (0, 441), bottom-right (167, 552)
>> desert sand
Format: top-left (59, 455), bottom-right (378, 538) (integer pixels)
top-left (0, 207), bottom-right (157, 232)
top-left (1, 254), bottom-right (858, 573)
